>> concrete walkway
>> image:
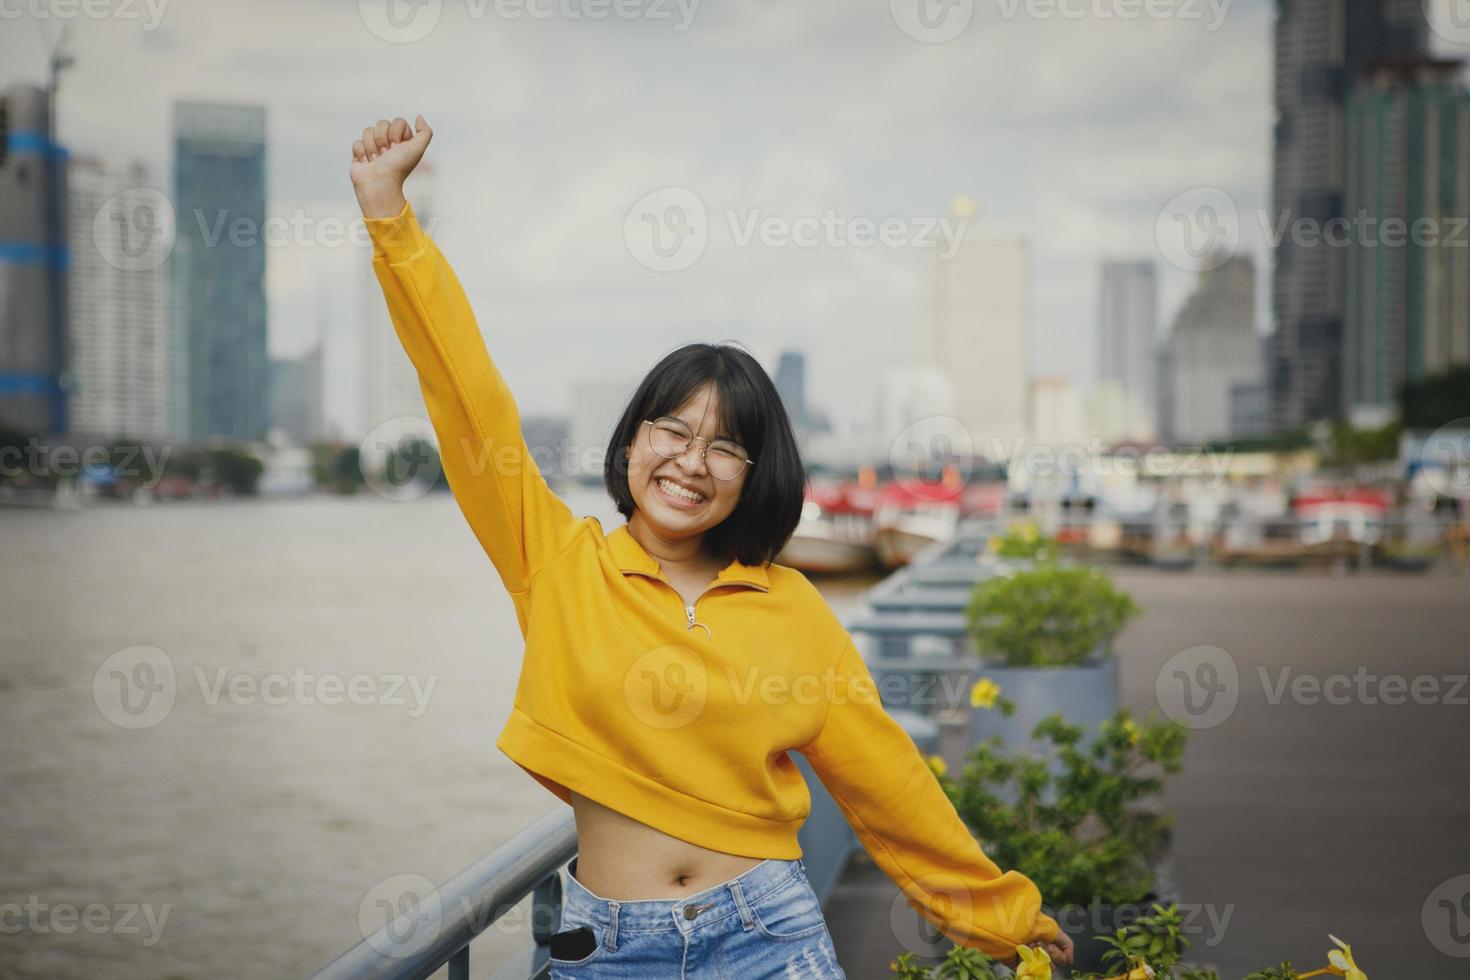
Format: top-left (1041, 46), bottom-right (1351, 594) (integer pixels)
top-left (823, 569), bottom-right (1469, 978)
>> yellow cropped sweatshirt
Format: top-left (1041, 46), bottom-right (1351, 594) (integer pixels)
top-left (364, 199), bottom-right (1061, 957)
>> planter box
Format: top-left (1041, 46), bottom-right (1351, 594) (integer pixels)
top-left (963, 654), bottom-right (1120, 782)
top-left (1046, 831), bottom-right (1179, 973)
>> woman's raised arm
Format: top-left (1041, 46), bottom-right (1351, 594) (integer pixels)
top-left (351, 115), bottom-right (585, 596)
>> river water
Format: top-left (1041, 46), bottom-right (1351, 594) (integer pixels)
top-left (0, 489), bottom-right (876, 979)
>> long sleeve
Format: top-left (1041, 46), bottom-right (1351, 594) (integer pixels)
top-left (798, 634), bottom-right (1060, 959)
top-left (363, 199), bottom-right (584, 595)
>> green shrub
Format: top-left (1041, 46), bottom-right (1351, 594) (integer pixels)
top-left (943, 709), bottom-right (1187, 909)
top-left (965, 564), bottom-right (1140, 667)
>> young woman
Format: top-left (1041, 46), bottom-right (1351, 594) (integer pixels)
top-left (350, 114), bottom-right (1074, 978)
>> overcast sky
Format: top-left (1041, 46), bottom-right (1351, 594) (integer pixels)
top-left (5, 0), bottom-right (1468, 440)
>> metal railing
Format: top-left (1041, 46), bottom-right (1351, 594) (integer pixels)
top-left (309, 712), bottom-right (936, 980)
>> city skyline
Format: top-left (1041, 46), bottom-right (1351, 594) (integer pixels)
top-left (0, 0), bottom-right (1351, 444)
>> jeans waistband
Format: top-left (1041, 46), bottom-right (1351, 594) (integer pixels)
top-left (563, 854), bottom-right (806, 939)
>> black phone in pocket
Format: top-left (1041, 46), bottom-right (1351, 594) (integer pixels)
top-left (549, 925), bottom-right (597, 962)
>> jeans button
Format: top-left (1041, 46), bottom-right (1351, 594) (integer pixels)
top-left (683, 905), bottom-right (698, 920)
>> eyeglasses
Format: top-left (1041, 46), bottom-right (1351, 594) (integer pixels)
top-left (641, 417), bottom-right (754, 481)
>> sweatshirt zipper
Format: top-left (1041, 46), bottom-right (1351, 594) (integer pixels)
top-left (678, 579), bottom-right (771, 640)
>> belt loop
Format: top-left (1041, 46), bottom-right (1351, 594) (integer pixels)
top-left (606, 900), bottom-right (620, 950)
top-left (728, 878), bottom-right (756, 931)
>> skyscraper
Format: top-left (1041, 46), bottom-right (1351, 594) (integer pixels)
top-left (1163, 254), bottom-right (1260, 444)
top-left (1343, 57), bottom-right (1470, 425)
top-left (773, 350), bottom-right (809, 432)
top-left (916, 197), bottom-right (1028, 462)
top-left (1268, 0), bottom-right (1426, 430)
top-left (171, 100), bottom-right (268, 441)
top-left (1095, 258), bottom-right (1158, 442)
top-left (268, 345), bottom-right (323, 445)
top-left (0, 85), bottom-right (68, 437)
top-left (67, 157), bottom-right (168, 442)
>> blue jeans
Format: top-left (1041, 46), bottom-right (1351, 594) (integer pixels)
top-left (549, 855), bottom-right (847, 979)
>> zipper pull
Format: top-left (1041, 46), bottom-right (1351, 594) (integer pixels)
top-left (685, 603), bottom-right (711, 639)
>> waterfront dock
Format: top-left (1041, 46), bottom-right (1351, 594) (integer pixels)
top-left (825, 567), bottom-right (1468, 978)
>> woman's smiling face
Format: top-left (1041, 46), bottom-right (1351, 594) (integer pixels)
top-left (625, 384), bottom-right (750, 540)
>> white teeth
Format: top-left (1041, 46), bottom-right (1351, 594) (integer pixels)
top-left (657, 478), bottom-right (705, 502)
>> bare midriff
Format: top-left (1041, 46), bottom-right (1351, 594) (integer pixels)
top-left (568, 789), bottom-right (767, 899)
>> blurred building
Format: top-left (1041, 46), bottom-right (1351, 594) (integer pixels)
top-left (1163, 254), bottom-right (1261, 444)
top-left (873, 365), bottom-right (953, 462)
top-left (171, 100), bottom-right (268, 441)
top-left (361, 161), bottom-right (435, 440)
top-left (1095, 258), bottom-right (1157, 442)
top-left (773, 349), bottom-right (809, 431)
top-left (67, 157), bottom-right (168, 442)
top-left (571, 378), bottom-right (632, 482)
top-left (267, 345), bottom-right (323, 445)
top-left (1030, 376), bottom-right (1087, 449)
top-left (916, 196), bottom-right (1028, 463)
top-left (1268, 0), bottom-right (1426, 431)
top-left (0, 84), bottom-right (68, 437)
top-left (1343, 57), bottom-right (1470, 427)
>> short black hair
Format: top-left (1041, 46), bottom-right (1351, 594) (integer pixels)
top-left (604, 342), bottom-right (806, 567)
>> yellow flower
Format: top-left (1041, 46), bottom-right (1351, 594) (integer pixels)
top-left (970, 677), bottom-right (1002, 709)
top-left (926, 754), bottom-right (947, 777)
top-left (1326, 934), bottom-right (1367, 980)
top-left (1013, 943), bottom-right (1053, 980)
top-left (1122, 717), bottom-right (1141, 746)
